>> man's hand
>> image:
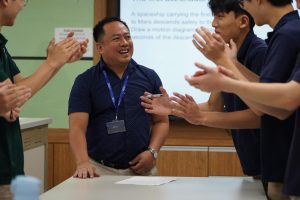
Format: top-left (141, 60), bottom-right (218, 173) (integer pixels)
top-left (68, 40), bottom-right (89, 63)
top-left (170, 93), bottom-right (203, 125)
top-left (45, 33), bottom-right (81, 69)
top-left (129, 151), bottom-right (155, 175)
top-left (1, 108), bottom-right (21, 122)
top-left (140, 87), bottom-right (173, 116)
top-left (225, 39), bottom-right (238, 61)
top-left (185, 63), bottom-right (232, 93)
top-left (0, 82), bottom-right (31, 115)
top-left (193, 26), bottom-right (227, 64)
top-left (73, 161), bottom-right (100, 179)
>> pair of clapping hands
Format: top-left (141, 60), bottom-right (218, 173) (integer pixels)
top-left (0, 32), bottom-right (88, 122)
top-left (186, 26), bottom-right (239, 93)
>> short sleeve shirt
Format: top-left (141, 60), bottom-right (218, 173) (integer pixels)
top-left (283, 69), bottom-right (300, 196)
top-left (222, 30), bottom-right (267, 176)
top-left (68, 58), bottom-right (162, 167)
top-left (259, 11), bottom-right (300, 182)
top-left (0, 33), bottom-right (23, 185)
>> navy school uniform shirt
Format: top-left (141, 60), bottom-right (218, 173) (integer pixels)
top-left (259, 11), bottom-right (300, 182)
top-left (283, 67), bottom-right (300, 196)
top-left (68, 58), bottom-right (162, 167)
top-left (222, 30), bottom-right (267, 176)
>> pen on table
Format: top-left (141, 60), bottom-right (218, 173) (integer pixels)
top-left (146, 94), bottom-right (163, 99)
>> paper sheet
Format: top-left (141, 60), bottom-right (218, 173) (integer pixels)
top-left (116, 176), bottom-right (177, 186)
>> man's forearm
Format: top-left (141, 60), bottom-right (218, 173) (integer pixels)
top-left (14, 61), bottom-right (60, 96)
top-left (69, 129), bottom-right (90, 165)
top-left (199, 109), bottom-right (260, 129)
top-left (225, 80), bottom-right (294, 119)
top-left (149, 116), bottom-right (169, 151)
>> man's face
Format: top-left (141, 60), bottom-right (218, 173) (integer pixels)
top-left (297, 0), bottom-right (300, 9)
top-left (97, 21), bottom-right (134, 67)
top-left (212, 11), bottom-right (244, 43)
top-left (1, 0), bottom-right (25, 26)
top-left (241, 0), bottom-right (265, 26)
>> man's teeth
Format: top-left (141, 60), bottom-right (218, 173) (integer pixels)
top-left (120, 50), bottom-right (129, 54)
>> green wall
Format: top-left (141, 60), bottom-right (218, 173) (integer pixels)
top-left (2, 0), bottom-right (94, 128)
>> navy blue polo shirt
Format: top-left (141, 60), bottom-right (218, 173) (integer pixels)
top-left (259, 11), bottom-right (300, 182)
top-left (222, 30), bottom-right (267, 176)
top-left (68, 58), bottom-right (162, 167)
top-left (283, 70), bottom-right (300, 196)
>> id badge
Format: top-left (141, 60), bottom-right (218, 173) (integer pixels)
top-left (106, 120), bottom-right (126, 134)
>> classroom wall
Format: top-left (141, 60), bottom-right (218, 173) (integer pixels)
top-left (2, 0), bottom-right (94, 128)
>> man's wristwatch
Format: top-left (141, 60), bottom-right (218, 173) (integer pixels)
top-left (147, 147), bottom-right (158, 159)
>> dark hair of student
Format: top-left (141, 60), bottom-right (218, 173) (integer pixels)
top-left (208, 0), bottom-right (255, 28)
top-left (267, 0), bottom-right (293, 6)
top-left (93, 16), bottom-right (130, 42)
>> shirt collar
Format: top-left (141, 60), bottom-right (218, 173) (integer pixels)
top-left (266, 10), bottom-right (299, 44)
top-left (237, 29), bottom-right (255, 63)
top-left (0, 33), bottom-right (8, 48)
top-left (98, 57), bottom-right (136, 77)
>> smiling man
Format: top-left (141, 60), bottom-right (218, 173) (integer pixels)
top-left (68, 17), bottom-right (169, 178)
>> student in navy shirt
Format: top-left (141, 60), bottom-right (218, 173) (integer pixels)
top-left (185, 0), bottom-right (300, 199)
top-left (68, 17), bottom-right (169, 178)
top-left (141, 0), bottom-right (267, 179)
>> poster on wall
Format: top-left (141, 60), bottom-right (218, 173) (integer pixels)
top-left (55, 28), bottom-right (93, 58)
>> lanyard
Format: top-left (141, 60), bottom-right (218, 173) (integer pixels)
top-left (103, 70), bottom-right (129, 120)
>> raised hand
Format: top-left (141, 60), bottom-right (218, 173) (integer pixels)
top-left (0, 82), bottom-right (31, 115)
top-left (185, 63), bottom-right (230, 93)
top-left (170, 93), bottom-right (203, 125)
top-left (1, 107), bottom-right (21, 122)
top-left (140, 87), bottom-right (173, 116)
top-left (225, 39), bottom-right (238, 61)
top-left (45, 34), bottom-right (81, 69)
top-left (193, 26), bottom-right (227, 64)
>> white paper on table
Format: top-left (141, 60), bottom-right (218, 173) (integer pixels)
top-left (116, 176), bottom-right (177, 186)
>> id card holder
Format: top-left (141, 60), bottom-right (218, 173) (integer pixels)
top-left (106, 120), bottom-right (126, 134)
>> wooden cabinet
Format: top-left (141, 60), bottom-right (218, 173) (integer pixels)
top-left (208, 147), bottom-right (244, 176)
top-left (21, 118), bottom-right (52, 192)
top-left (156, 146), bottom-right (208, 177)
top-left (47, 121), bottom-right (244, 189)
top-left (48, 129), bottom-right (77, 189)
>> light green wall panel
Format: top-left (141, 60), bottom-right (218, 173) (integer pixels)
top-left (2, 0), bottom-right (94, 128)
top-left (3, 0), bottom-right (93, 56)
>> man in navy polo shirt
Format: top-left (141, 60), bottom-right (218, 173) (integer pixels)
top-left (68, 17), bottom-right (169, 178)
top-left (185, 0), bottom-right (300, 199)
top-left (141, 0), bottom-right (266, 179)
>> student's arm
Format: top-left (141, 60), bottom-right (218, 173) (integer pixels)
top-left (130, 114), bottom-right (169, 175)
top-left (225, 80), bottom-right (300, 118)
top-left (14, 36), bottom-right (86, 96)
top-left (196, 109), bottom-right (260, 129)
top-left (69, 112), bottom-right (99, 178)
top-left (170, 93), bottom-right (260, 128)
top-left (186, 64), bottom-right (293, 120)
top-left (198, 92), bottom-right (224, 111)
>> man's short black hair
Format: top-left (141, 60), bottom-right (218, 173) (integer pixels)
top-left (267, 0), bottom-right (293, 6)
top-left (93, 17), bottom-right (130, 42)
top-left (208, 0), bottom-right (255, 28)
top-left (239, 0), bottom-right (292, 7)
